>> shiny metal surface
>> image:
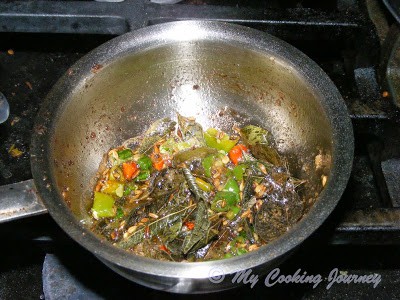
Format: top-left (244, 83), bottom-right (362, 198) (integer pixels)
top-left (30, 21), bottom-right (353, 293)
top-left (386, 27), bottom-right (400, 107)
top-left (0, 179), bottom-right (47, 223)
top-left (383, 0), bottom-right (400, 23)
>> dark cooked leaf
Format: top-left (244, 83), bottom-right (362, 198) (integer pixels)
top-left (172, 182), bottom-right (192, 206)
top-left (250, 144), bottom-right (281, 166)
top-left (162, 218), bottom-right (183, 242)
top-left (177, 114), bottom-right (206, 146)
top-left (242, 175), bottom-right (255, 205)
top-left (151, 168), bottom-right (184, 198)
top-left (254, 201), bottom-right (287, 243)
top-left (288, 176), bottom-right (307, 189)
top-left (117, 204), bottom-right (196, 249)
top-left (240, 125), bottom-right (281, 165)
top-left (240, 125), bottom-right (271, 145)
top-left (182, 167), bottom-right (208, 202)
top-left (244, 219), bottom-right (255, 244)
top-left (121, 136), bottom-right (141, 152)
top-left (139, 118), bottom-right (176, 154)
top-left (122, 118), bottom-right (176, 154)
top-left (144, 117), bottom-right (177, 138)
top-left (190, 228), bottom-right (218, 255)
top-left (242, 150), bottom-right (257, 162)
top-left (254, 192), bottom-right (303, 243)
top-left (123, 173), bottom-right (162, 228)
top-left (166, 232), bottom-right (189, 256)
top-left (182, 202), bottom-right (210, 254)
top-left (138, 136), bottom-right (165, 155)
top-left (125, 202), bottom-right (149, 229)
top-left (173, 147), bottom-right (217, 165)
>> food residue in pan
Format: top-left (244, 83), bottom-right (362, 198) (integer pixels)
top-left (86, 114), bottom-right (308, 262)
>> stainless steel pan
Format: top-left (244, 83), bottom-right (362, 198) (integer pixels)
top-left (0, 21), bottom-right (353, 293)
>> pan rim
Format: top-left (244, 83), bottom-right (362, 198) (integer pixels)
top-left (31, 20), bottom-right (354, 282)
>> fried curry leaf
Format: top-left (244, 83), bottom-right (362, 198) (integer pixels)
top-left (117, 204), bottom-right (196, 249)
top-left (182, 202), bottom-right (210, 254)
top-left (240, 125), bottom-right (270, 145)
top-left (173, 146), bottom-right (218, 165)
top-left (151, 168), bottom-right (184, 198)
top-left (190, 228), bottom-right (219, 255)
top-left (240, 125), bottom-right (281, 165)
top-left (177, 113), bottom-right (206, 146)
top-left (243, 219), bottom-right (255, 244)
top-left (162, 218), bottom-right (183, 242)
top-left (182, 167), bottom-right (208, 202)
top-left (242, 175), bottom-right (255, 205)
top-left (122, 118), bottom-right (176, 154)
top-left (254, 201), bottom-right (288, 243)
top-left (254, 192), bottom-right (303, 243)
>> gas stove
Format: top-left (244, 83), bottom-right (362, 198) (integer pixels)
top-left (0, 0), bottom-right (399, 299)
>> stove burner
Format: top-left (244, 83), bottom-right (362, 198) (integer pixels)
top-left (43, 255), bottom-right (100, 300)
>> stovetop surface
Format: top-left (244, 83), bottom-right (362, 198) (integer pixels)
top-left (1, 215), bottom-right (400, 299)
top-left (0, 0), bottom-right (400, 298)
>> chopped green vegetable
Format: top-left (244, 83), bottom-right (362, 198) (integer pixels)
top-left (92, 192), bottom-right (115, 218)
top-left (117, 149), bottom-right (133, 160)
top-left (195, 177), bottom-right (213, 192)
top-left (224, 253), bottom-right (233, 258)
top-left (102, 181), bottom-right (124, 197)
top-left (108, 166), bottom-right (124, 181)
top-left (123, 182), bottom-right (137, 196)
top-left (229, 235), bottom-right (248, 256)
top-left (136, 170), bottom-right (150, 181)
top-left (215, 191), bottom-right (238, 205)
top-left (204, 128), bottom-right (238, 152)
top-left (137, 155), bottom-right (152, 170)
top-left (159, 138), bottom-right (175, 154)
top-left (236, 248), bottom-right (248, 256)
top-left (222, 178), bottom-right (240, 196)
top-left (233, 164), bottom-right (247, 181)
top-left (226, 206), bottom-right (241, 220)
top-left (176, 141), bottom-right (192, 151)
top-left (211, 191), bottom-right (238, 212)
top-left (159, 138), bottom-right (191, 155)
top-left (116, 207), bottom-right (124, 219)
top-left (202, 155), bottom-right (215, 178)
top-left (211, 199), bottom-right (229, 212)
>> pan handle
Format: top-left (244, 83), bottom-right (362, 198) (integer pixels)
top-left (0, 179), bottom-right (47, 223)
